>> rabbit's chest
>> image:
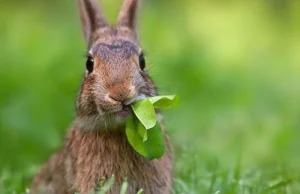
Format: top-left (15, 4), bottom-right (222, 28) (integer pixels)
top-left (67, 130), bottom-right (168, 193)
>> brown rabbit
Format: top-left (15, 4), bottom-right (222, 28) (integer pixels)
top-left (30, 0), bottom-right (173, 193)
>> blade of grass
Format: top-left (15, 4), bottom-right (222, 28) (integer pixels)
top-left (208, 159), bottom-right (219, 194)
top-left (120, 177), bottom-right (128, 194)
top-left (260, 179), bottom-right (293, 194)
top-left (96, 175), bottom-right (115, 194)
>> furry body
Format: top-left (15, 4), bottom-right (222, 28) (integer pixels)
top-left (31, 125), bottom-right (173, 194)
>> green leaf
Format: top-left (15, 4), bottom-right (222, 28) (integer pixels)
top-left (148, 95), bottom-right (178, 109)
top-left (131, 99), bottom-right (156, 129)
top-left (126, 94), bottom-right (177, 160)
top-left (126, 114), bottom-right (165, 160)
top-left (126, 114), bottom-right (146, 157)
top-left (144, 122), bottom-right (165, 160)
top-left (137, 121), bottom-right (148, 142)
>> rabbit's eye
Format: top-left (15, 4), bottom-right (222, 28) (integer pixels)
top-left (86, 56), bottom-right (94, 73)
top-left (139, 54), bottom-right (146, 70)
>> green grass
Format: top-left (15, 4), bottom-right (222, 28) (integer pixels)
top-left (174, 148), bottom-right (299, 193)
top-left (0, 153), bottom-right (298, 194)
top-left (1, 0), bottom-right (300, 193)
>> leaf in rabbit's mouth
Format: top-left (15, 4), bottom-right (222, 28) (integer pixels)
top-left (125, 95), bottom-right (178, 160)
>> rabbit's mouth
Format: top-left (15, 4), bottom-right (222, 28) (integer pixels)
top-left (114, 94), bottom-right (147, 119)
top-left (116, 105), bottom-right (132, 118)
top-left (75, 95), bottom-right (147, 131)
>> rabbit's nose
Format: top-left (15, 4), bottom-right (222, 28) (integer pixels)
top-left (109, 92), bottom-right (128, 103)
top-left (107, 84), bottom-right (137, 104)
top-left (108, 85), bottom-right (131, 103)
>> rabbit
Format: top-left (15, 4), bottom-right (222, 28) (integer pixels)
top-left (30, 0), bottom-right (173, 194)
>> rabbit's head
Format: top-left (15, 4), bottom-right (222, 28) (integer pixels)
top-left (75, 0), bottom-right (157, 130)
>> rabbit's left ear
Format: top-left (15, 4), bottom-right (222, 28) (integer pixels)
top-left (78, 0), bottom-right (108, 47)
top-left (117, 0), bottom-right (140, 34)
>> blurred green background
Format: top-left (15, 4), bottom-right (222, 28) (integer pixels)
top-left (1, 0), bottom-right (300, 193)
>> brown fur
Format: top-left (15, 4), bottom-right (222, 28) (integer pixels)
top-left (31, 125), bottom-right (173, 194)
top-left (30, 0), bottom-right (173, 193)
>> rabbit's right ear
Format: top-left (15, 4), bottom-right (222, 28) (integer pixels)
top-left (78, 0), bottom-right (108, 47)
